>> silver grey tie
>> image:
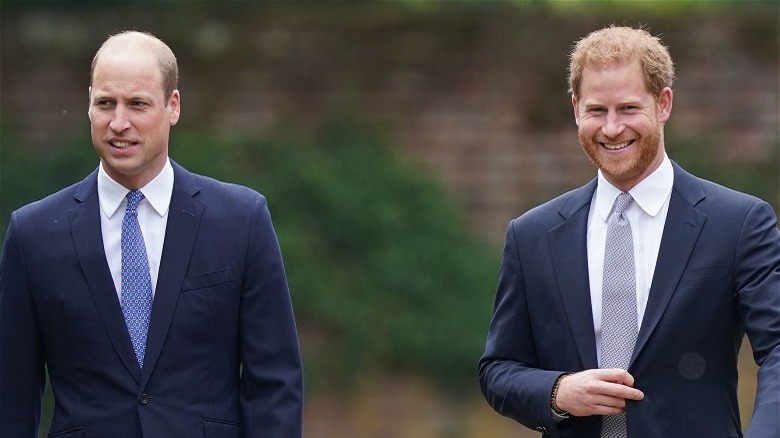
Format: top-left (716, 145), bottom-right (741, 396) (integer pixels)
top-left (600, 192), bottom-right (637, 438)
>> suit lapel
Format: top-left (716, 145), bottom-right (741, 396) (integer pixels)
top-left (141, 162), bottom-right (203, 385)
top-left (631, 163), bottom-right (706, 364)
top-left (549, 180), bottom-right (600, 369)
top-left (69, 171), bottom-right (141, 381)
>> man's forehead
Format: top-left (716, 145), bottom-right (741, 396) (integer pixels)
top-left (91, 55), bottom-right (166, 99)
top-left (93, 48), bottom-right (161, 80)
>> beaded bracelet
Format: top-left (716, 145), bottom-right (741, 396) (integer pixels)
top-left (551, 373), bottom-right (571, 416)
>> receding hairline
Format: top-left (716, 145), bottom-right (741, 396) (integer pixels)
top-left (90, 31), bottom-right (179, 101)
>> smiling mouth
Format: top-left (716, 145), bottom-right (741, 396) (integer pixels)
top-left (110, 141), bottom-right (136, 149)
top-left (600, 140), bottom-right (633, 150)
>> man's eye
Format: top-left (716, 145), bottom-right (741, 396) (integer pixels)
top-left (96, 100), bottom-right (113, 107)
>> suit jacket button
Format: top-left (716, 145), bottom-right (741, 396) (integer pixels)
top-left (139, 394), bottom-right (150, 405)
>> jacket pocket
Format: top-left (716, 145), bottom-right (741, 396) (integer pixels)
top-left (182, 268), bottom-right (234, 292)
top-left (48, 427), bottom-right (85, 438)
top-left (203, 418), bottom-right (243, 438)
top-left (679, 264), bottom-right (731, 284)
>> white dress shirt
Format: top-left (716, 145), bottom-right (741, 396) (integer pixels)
top-left (587, 154), bottom-right (674, 366)
top-left (98, 159), bottom-right (173, 300)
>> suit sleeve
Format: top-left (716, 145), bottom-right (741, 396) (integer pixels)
top-left (735, 201), bottom-right (780, 438)
top-left (0, 213), bottom-right (47, 437)
top-left (478, 219), bottom-right (568, 438)
top-left (239, 196), bottom-right (303, 438)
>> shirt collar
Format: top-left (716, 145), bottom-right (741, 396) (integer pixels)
top-left (595, 153), bottom-right (674, 222)
top-left (98, 158), bottom-right (174, 219)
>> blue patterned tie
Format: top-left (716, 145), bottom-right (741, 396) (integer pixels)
top-left (121, 190), bottom-right (153, 368)
top-left (600, 192), bottom-right (637, 438)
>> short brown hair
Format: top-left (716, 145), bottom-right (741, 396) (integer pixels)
top-left (90, 31), bottom-right (178, 103)
top-left (568, 26), bottom-right (674, 98)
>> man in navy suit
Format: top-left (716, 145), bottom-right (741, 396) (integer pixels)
top-left (0, 31), bottom-right (303, 437)
top-left (479, 26), bottom-right (779, 437)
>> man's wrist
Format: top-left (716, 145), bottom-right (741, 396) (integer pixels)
top-left (550, 373), bottom-right (571, 418)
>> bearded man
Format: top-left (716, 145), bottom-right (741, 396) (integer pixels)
top-left (479, 26), bottom-right (779, 438)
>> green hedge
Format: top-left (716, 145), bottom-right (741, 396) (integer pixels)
top-left (175, 118), bottom-right (499, 390)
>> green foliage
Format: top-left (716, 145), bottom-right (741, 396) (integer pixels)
top-left (0, 125), bottom-right (96, 235)
top-left (175, 118), bottom-right (499, 391)
top-left (670, 135), bottom-right (780, 214)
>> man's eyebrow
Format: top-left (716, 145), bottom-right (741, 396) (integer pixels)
top-left (90, 93), bottom-right (112, 102)
top-left (90, 92), bottom-right (156, 102)
top-left (582, 98), bottom-right (644, 107)
top-left (128, 93), bottom-right (155, 100)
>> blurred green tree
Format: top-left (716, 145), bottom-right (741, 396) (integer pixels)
top-left (175, 116), bottom-right (500, 390)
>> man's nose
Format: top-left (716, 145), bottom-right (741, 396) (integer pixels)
top-left (601, 111), bottom-right (625, 138)
top-left (109, 105), bottom-right (131, 132)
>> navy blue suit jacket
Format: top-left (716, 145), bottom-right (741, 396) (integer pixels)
top-left (0, 161), bottom-right (303, 438)
top-left (479, 162), bottom-right (779, 437)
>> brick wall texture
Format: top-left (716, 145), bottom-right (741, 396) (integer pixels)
top-left (2, 3), bottom-right (778, 245)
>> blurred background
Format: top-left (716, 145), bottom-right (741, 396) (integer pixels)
top-left (1, 1), bottom-right (777, 437)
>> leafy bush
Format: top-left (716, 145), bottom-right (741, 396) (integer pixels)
top-left (175, 118), bottom-right (499, 390)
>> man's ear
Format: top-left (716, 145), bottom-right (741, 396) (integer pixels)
top-left (87, 86), bottom-right (92, 119)
top-left (572, 94), bottom-right (580, 126)
top-left (168, 89), bottom-right (181, 126)
top-left (657, 87), bottom-right (673, 123)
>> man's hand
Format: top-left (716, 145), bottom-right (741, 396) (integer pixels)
top-left (554, 369), bottom-right (644, 417)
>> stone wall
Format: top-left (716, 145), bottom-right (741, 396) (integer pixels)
top-left (2, 3), bottom-right (777, 244)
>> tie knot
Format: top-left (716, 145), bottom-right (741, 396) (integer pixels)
top-left (611, 192), bottom-right (633, 216)
top-left (126, 190), bottom-right (145, 211)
